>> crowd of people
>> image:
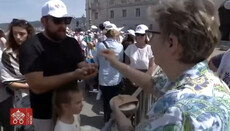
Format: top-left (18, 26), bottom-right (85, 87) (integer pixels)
top-left (0, 0), bottom-right (230, 131)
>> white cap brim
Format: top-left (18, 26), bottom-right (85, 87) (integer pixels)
top-left (135, 31), bottom-right (145, 34)
top-left (47, 12), bottom-right (72, 18)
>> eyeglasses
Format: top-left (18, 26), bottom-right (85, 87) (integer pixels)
top-left (145, 30), bottom-right (161, 39)
top-left (11, 19), bottom-right (28, 25)
top-left (146, 30), bottom-right (161, 35)
top-left (47, 16), bottom-right (72, 25)
top-left (135, 33), bottom-right (145, 37)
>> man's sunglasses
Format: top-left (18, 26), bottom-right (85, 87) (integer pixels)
top-left (47, 16), bottom-right (72, 25)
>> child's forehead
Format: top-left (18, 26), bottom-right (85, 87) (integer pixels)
top-left (70, 91), bottom-right (83, 99)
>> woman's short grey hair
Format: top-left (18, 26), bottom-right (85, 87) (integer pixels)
top-left (153, 0), bottom-right (220, 64)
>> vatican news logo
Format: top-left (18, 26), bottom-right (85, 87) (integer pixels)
top-left (10, 108), bottom-right (33, 125)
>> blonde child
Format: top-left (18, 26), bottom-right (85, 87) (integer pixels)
top-left (53, 82), bottom-right (83, 131)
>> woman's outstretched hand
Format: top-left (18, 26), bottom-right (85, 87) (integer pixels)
top-left (100, 49), bottom-right (117, 63)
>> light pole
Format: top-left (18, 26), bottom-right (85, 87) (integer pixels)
top-left (88, 0), bottom-right (92, 29)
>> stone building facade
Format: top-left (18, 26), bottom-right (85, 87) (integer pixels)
top-left (85, 0), bottom-right (226, 31)
top-left (85, 0), bottom-right (158, 30)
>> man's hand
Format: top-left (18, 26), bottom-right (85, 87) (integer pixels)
top-left (74, 66), bottom-right (98, 80)
top-left (85, 63), bottom-right (98, 74)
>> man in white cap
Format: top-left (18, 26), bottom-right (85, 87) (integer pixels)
top-left (19, 0), bottom-right (97, 130)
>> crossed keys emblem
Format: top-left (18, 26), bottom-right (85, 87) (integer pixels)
top-left (11, 110), bottom-right (25, 124)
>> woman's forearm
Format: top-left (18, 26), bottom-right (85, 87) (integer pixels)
top-left (146, 66), bottom-right (155, 75)
top-left (110, 60), bottom-right (152, 90)
top-left (146, 57), bottom-right (156, 75)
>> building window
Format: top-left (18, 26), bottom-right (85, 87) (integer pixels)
top-left (110, 10), bottom-right (114, 19)
top-left (136, 8), bottom-right (140, 17)
top-left (121, 0), bottom-right (127, 3)
top-left (95, 12), bottom-right (98, 19)
top-left (110, 0), bottom-right (114, 5)
top-left (122, 9), bottom-right (126, 17)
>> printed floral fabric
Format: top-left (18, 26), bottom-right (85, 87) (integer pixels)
top-left (136, 61), bottom-right (230, 131)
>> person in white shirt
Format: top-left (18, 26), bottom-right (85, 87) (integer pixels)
top-left (124, 24), bottom-right (156, 94)
top-left (53, 82), bottom-right (83, 131)
top-left (125, 24), bottom-right (155, 74)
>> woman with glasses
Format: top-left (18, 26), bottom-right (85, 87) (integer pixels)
top-left (100, 0), bottom-right (230, 130)
top-left (0, 19), bottom-right (34, 131)
top-left (124, 24), bottom-right (156, 95)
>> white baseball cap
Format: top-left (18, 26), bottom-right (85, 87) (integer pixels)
top-left (105, 23), bottom-right (124, 32)
top-left (103, 21), bottom-right (111, 27)
top-left (105, 23), bottom-right (118, 31)
top-left (127, 29), bottom-right (135, 36)
top-left (42, 0), bottom-right (70, 18)
top-left (135, 24), bottom-right (149, 34)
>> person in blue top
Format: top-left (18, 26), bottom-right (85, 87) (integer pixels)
top-left (94, 23), bottom-right (123, 122)
top-left (100, 0), bottom-right (230, 130)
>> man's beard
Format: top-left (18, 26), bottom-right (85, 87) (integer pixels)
top-left (45, 27), bottom-right (67, 41)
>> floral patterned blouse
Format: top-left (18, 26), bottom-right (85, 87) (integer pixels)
top-left (136, 61), bottom-right (230, 131)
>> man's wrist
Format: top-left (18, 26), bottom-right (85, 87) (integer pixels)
top-left (73, 71), bottom-right (81, 80)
